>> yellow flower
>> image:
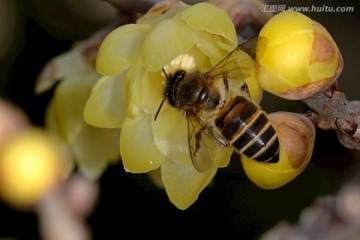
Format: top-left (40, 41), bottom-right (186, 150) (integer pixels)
top-left (39, 41), bottom-right (120, 180)
top-left (84, 1), bottom-right (261, 209)
top-left (0, 128), bottom-right (66, 208)
top-left (256, 11), bottom-right (342, 100)
top-left (241, 112), bottom-right (315, 190)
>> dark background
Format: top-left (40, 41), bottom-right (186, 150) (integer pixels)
top-left (0, 0), bottom-right (359, 239)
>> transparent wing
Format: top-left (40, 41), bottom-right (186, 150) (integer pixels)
top-left (204, 37), bottom-right (258, 96)
top-left (238, 36), bottom-right (258, 60)
top-left (186, 112), bottom-right (215, 172)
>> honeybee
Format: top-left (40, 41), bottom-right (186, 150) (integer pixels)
top-left (154, 39), bottom-right (279, 172)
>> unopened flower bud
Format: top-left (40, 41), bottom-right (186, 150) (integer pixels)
top-left (256, 11), bottom-right (342, 100)
top-left (241, 112), bottom-right (315, 189)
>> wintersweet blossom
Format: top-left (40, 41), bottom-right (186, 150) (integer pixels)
top-left (0, 128), bottom-right (66, 208)
top-left (84, 1), bottom-right (262, 209)
top-left (241, 112), bottom-right (315, 190)
top-left (256, 11), bottom-right (342, 100)
top-left (39, 42), bottom-right (120, 179)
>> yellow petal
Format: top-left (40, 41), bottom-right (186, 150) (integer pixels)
top-left (256, 63), bottom-right (298, 94)
top-left (120, 113), bottom-right (165, 173)
top-left (84, 74), bottom-right (126, 128)
top-left (141, 19), bottom-right (195, 71)
top-left (36, 48), bottom-right (92, 94)
top-left (141, 70), bottom-right (165, 114)
top-left (256, 11), bottom-right (314, 94)
top-left (152, 98), bottom-right (233, 169)
top-left (241, 146), bottom-right (298, 190)
top-left (258, 11), bottom-right (313, 49)
top-left (147, 168), bottom-right (164, 189)
top-left (241, 112), bottom-right (315, 189)
top-left (161, 160), bottom-right (217, 210)
top-left (47, 70), bottom-right (100, 143)
top-left (96, 24), bottom-right (151, 76)
top-left (137, 1), bottom-right (189, 25)
top-left (45, 104), bottom-right (74, 177)
top-left (175, 2), bottom-right (237, 44)
top-left (213, 146), bottom-right (233, 168)
top-left (236, 50), bottom-right (262, 103)
top-left (308, 22), bottom-right (339, 81)
top-left (123, 61), bottom-right (153, 118)
top-left (191, 30), bottom-right (233, 66)
top-left (70, 123), bottom-right (120, 179)
top-left (163, 47), bottom-right (212, 74)
top-left (152, 106), bottom-right (192, 166)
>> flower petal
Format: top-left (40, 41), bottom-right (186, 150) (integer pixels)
top-left (175, 2), bottom-right (237, 44)
top-left (141, 19), bottom-right (195, 71)
top-left (137, 1), bottom-right (189, 25)
top-left (152, 106), bottom-right (192, 166)
top-left (212, 145), bottom-right (234, 168)
top-left (45, 104), bottom-right (74, 177)
top-left (241, 112), bottom-right (315, 189)
top-left (163, 47), bottom-right (212, 74)
top-left (120, 113), bottom-right (165, 173)
top-left (70, 124), bottom-right (120, 179)
top-left (36, 48), bottom-right (92, 94)
top-left (141, 70), bottom-right (164, 115)
top-left (84, 74), bottom-right (126, 128)
top-left (239, 51), bottom-right (262, 102)
top-left (96, 24), bottom-right (151, 76)
top-left (161, 160), bottom-right (217, 210)
top-left (308, 22), bottom-right (339, 81)
top-left (123, 61), bottom-right (159, 118)
top-left (191, 30), bottom-right (233, 65)
top-left (47, 70), bottom-right (100, 143)
top-left (256, 11), bottom-right (314, 94)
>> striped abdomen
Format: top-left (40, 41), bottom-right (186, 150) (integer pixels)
top-left (215, 96), bottom-right (279, 162)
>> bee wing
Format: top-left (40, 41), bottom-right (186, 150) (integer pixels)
top-left (205, 37), bottom-right (258, 84)
top-left (238, 36), bottom-right (258, 59)
top-left (187, 112), bottom-right (215, 172)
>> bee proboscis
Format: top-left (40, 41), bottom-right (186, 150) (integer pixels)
top-left (155, 39), bottom-right (279, 172)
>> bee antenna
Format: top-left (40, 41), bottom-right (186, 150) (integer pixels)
top-left (154, 98), bottom-right (166, 121)
top-left (162, 68), bottom-right (168, 78)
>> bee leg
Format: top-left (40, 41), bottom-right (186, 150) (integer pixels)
top-left (223, 77), bottom-right (229, 93)
top-left (194, 126), bottom-right (207, 154)
top-left (206, 125), bottom-right (229, 148)
top-left (241, 83), bottom-right (248, 94)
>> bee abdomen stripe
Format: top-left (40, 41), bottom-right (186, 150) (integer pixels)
top-left (215, 96), bottom-right (257, 140)
top-left (242, 125), bottom-right (279, 162)
top-left (250, 134), bottom-right (279, 162)
top-left (231, 111), bottom-right (268, 150)
top-left (214, 95), bottom-right (279, 163)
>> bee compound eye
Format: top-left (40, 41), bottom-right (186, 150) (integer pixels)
top-left (174, 70), bottom-right (186, 82)
top-left (199, 88), bottom-right (208, 103)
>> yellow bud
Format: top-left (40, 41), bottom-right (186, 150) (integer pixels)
top-left (256, 11), bottom-right (342, 100)
top-left (241, 112), bottom-right (315, 189)
top-left (0, 128), bottom-right (66, 208)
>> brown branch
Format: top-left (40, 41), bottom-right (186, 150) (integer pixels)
top-left (302, 83), bottom-right (360, 150)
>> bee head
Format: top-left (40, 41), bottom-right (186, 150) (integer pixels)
top-left (165, 69), bottom-right (186, 107)
top-left (154, 69), bottom-right (186, 121)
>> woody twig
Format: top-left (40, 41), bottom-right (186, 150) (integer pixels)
top-left (303, 83), bottom-right (360, 150)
